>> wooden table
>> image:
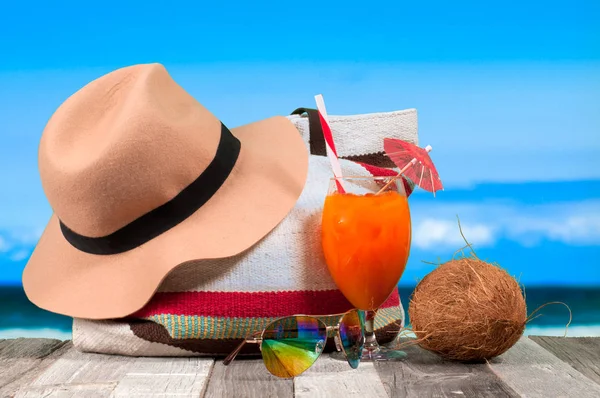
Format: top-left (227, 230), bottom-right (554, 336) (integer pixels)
top-left (1, 336), bottom-right (599, 397)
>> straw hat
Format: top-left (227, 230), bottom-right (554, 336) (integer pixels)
top-left (22, 63), bottom-right (309, 320)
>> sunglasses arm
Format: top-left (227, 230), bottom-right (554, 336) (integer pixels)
top-left (223, 333), bottom-right (262, 365)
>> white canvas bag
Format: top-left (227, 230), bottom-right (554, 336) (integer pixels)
top-left (72, 107), bottom-right (419, 357)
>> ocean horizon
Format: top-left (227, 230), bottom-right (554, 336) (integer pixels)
top-left (1, 285), bottom-right (597, 340)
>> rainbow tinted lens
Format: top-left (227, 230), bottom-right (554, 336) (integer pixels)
top-left (339, 309), bottom-right (365, 368)
top-left (261, 316), bottom-right (327, 378)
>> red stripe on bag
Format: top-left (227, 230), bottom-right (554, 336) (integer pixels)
top-left (131, 287), bottom-right (401, 318)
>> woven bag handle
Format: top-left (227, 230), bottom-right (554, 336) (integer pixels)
top-left (290, 107), bottom-right (327, 157)
top-left (291, 107), bottom-right (416, 196)
top-left (290, 107), bottom-right (396, 168)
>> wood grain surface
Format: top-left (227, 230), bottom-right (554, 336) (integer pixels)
top-left (1, 336), bottom-right (600, 397)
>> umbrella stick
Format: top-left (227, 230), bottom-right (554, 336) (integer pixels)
top-left (376, 145), bottom-right (433, 195)
top-left (376, 160), bottom-right (416, 195)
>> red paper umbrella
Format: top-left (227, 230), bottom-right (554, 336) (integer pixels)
top-left (380, 138), bottom-right (444, 196)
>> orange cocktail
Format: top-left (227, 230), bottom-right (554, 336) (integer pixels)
top-left (322, 188), bottom-right (411, 310)
top-left (322, 177), bottom-right (412, 361)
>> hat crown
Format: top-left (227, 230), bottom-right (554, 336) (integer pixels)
top-left (39, 63), bottom-right (222, 237)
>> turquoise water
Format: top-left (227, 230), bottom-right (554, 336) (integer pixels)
top-left (0, 285), bottom-right (597, 339)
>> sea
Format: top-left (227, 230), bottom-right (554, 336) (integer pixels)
top-left (1, 285), bottom-right (598, 340)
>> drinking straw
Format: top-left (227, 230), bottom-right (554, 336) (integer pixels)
top-left (314, 94), bottom-right (346, 193)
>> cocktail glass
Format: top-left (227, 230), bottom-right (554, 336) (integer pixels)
top-left (321, 176), bottom-right (411, 361)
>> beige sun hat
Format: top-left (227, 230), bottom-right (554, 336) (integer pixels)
top-left (22, 63), bottom-right (309, 320)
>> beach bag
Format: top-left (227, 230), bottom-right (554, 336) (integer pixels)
top-left (72, 107), bottom-right (419, 357)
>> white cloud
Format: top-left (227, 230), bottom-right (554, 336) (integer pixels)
top-left (507, 214), bottom-right (600, 246)
top-left (410, 199), bottom-right (600, 250)
top-left (7, 227), bottom-right (43, 246)
top-left (10, 250), bottom-right (30, 262)
top-left (0, 228), bottom-right (40, 261)
top-left (0, 236), bottom-right (10, 253)
top-left (413, 218), bottom-right (495, 249)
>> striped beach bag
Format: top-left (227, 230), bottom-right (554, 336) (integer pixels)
top-left (72, 107), bottom-right (419, 357)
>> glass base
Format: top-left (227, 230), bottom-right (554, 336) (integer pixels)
top-left (330, 345), bottom-right (407, 363)
top-left (329, 309), bottom-right (408, 363)
top-left (361, 345), bottom-right (407, 361)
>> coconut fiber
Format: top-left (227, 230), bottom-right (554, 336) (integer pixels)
top-left (408, 257), bottom-right (527, 361)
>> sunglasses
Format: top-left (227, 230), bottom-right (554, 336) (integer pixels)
top-left (223, 309), bottom-right (365, 378)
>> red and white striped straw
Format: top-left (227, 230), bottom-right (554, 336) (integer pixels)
top-left (314, 94), bottom-right (346, 193)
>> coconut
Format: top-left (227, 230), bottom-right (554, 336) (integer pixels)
top-left (408, 256), bottom-right (527, 362)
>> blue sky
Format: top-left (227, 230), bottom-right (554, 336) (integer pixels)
top-left (0, 0), bottom-right (599, 286)
top-left (1, 1), bottom-right (598, 67)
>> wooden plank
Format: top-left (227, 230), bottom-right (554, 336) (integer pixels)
top-left (13, 344), bottom-right (133, 397)
top-left (204, 358), bottom-right (293, 398)
top-left (0, 338), bottom-right (67, 393)
top-left (112, 356), bottom-right (214, 397)
top-left (295, 354), bottom-right (389, 397)
top-left (0, 338), bottom-right (64, 357)
top-left (3, 337), bottom-right (600, 397)
top-left (16, 383), bottom-right (117, 398)
top-left (1, 340), bottom-right (72, 397)
top-left (0, 339), bottom-right (10, 351)
top-left (374, 340), bottom-right (519, 397)
top-left (489, 336), bottom-right (600, 397)
top-left (13, 343), bottom-right (214, 397)
top-left (24, 344), bottom-right (138, 386)
top-left (529, 336), bottom-right (600, 387)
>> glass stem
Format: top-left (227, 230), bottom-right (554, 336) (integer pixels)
top-left (363, 310), bottom-right (380, 355)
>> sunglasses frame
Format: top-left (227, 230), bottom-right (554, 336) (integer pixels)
top-left (223, 308), bottom-right (365, 377)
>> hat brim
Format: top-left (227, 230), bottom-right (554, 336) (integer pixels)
top-left (22, 116), bottom-right (309, 320)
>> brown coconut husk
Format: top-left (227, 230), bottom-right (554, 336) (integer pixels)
top-left (403, 217), bottom-right (571, 362)
top-left (408, 256), bottom-right (527, 361)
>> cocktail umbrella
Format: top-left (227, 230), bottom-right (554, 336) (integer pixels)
top-left (377, 138), bottom-right (443, 196)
